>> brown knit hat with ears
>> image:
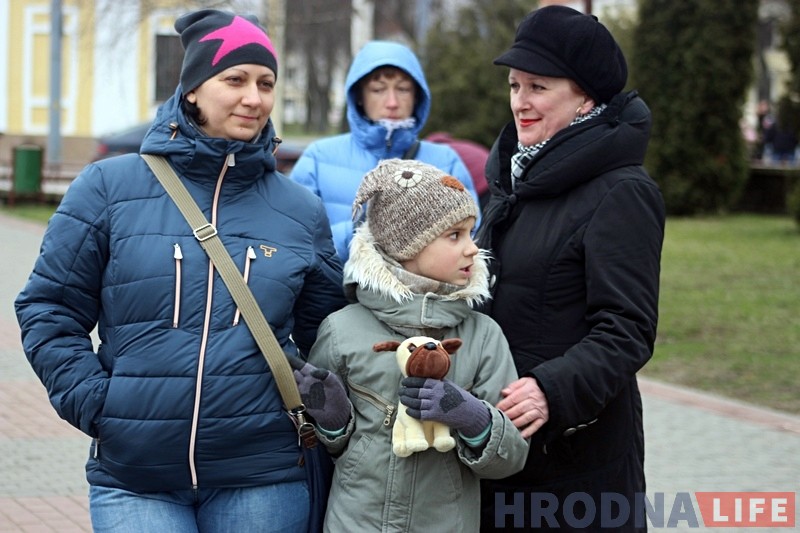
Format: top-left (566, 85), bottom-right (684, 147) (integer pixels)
top-left (352, 159), bottom-right (478, 261)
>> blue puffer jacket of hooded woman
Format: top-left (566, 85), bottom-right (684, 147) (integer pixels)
top-left (290, 40), bottom-right (480, 261)
top-left (14, 86), bottom-right (347, 492)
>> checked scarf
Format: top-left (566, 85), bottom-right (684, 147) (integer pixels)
top-left (510, 104), bottom-right (606, 190)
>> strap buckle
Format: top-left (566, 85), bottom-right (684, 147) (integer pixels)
top-left (289, 405), bottom-right (319, 449)
top-left (193, 223), bottom-right (218, 242)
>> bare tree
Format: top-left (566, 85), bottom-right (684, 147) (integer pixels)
top-left (373, 0), bottom-right (417, 41)
top-left (285, 0), bottom-right (352, 133)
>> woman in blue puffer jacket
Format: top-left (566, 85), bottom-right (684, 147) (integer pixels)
top-left (15, 9), bottom-right (346, 532)
top-left (290, 40), bottom-right (479, 261)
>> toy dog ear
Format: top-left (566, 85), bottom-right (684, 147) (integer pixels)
top-left (373, 341), bottom-right (402, 352)
top-left (441, 338), bottom-right (462, 354)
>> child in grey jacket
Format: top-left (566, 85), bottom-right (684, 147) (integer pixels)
top-left (290, 159), bottom-right (529, 532)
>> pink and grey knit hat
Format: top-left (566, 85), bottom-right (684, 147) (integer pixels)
top-left (175, 9), bottom-right (278, 93)
top-left (353, 159), bottom-right (478, 261)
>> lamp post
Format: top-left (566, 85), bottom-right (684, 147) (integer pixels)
top-left (47, 0), bottom-right (62, 169)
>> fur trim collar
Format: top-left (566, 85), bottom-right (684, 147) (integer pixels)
top-left (344, 224), bottom-right (491, 307)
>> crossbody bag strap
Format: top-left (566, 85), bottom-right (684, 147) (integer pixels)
top-left (141, 154), bottom-right (305, 414)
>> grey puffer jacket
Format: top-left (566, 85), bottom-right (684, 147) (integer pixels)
top-left (308, 225), bottom-right (529, 533)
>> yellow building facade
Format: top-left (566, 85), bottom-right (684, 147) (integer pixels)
top-left (3, 1), bottom-right (186, 139)
top-left (1, 1), bottom-right (264, 167)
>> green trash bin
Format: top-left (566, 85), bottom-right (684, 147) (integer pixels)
top-left (13, 144), bottom-right (43, 194)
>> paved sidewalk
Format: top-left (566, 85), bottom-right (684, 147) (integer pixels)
top-left (640, 381), bottom-right (799, 532)
top-left (1, 211), bottom-right (798, 532)
top-left (1, 214), bottom-right (91, 532)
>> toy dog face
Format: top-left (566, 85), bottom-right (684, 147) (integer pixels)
top-left (373, 336), bottom-right (462, 379)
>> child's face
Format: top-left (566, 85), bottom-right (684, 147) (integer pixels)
top-left (400, 217), bottom-right (478, 286)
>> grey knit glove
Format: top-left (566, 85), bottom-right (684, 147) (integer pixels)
top-left (288, 357), bottom-right (351, 431)
top-left (399, 377), bottom-right (490, 438)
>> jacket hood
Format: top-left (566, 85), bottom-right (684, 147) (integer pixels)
top-left (344, 41), bottom-right (430, 155)
top-left (344, 224), bottom-right (490, 307)
top-left (139, 85), bottom-right (281, 183)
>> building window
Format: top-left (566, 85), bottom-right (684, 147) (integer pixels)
top-left (155, 34), bottom-right (183, 102)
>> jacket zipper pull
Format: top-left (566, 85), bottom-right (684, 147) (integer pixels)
top-left (173, 244), bottom-right (183, 328)
top-left (233, 246), bottom-right (258, 326)
top-left (383, 404), bottom-right (395, 426)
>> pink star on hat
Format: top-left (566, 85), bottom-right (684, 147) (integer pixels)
top-left (199, 16), bottom-right (276, 67)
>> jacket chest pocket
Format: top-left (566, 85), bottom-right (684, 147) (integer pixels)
top-left (169, 243), bottom-right (261, 329)
top-left (172, 243), bottom-right (183, 328)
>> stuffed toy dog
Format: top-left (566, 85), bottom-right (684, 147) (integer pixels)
top-left (373, 336), bottom-right (462, 457)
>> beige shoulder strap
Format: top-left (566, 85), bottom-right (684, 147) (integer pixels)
top-left (141, 154), bottom-right (303, 411)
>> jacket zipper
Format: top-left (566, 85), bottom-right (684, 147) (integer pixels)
top-left (347, 379), bottom-right (395, 426)
top-left (188, 153), bottom-right (234, 489)
top-left (173, 243), bottom-right (183, 328)
top-left (233, 246), bottom-right (256, 326)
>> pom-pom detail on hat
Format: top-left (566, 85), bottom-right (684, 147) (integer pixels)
top-left (441, 176), bottom-right (465, 191)
top-left (394, 169), bottom-right (423, 188)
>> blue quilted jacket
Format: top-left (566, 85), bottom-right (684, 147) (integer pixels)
top-left (290, 41), bottom-right (479, 261)
top-left (15, 87), bottom-right (347, 492)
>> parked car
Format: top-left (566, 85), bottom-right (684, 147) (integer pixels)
top-left (93, 122), bottom-right (154, 161)
top-left (93, 121), bottom-right (306, 173)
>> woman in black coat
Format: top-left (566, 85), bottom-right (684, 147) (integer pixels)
top-left (477, 6), bottom-right (665, 532)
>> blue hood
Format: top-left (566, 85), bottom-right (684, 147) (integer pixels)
top-left (344, 41), bottom-right (430, 154)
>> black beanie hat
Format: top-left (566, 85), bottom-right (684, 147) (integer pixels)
top-left (175, 9), bottom-right (278, 93)
top-left (494, 5), bottom-right (627, 104)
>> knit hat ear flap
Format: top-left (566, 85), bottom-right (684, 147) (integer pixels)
top-left (352, 159), bottom-right (478, 262)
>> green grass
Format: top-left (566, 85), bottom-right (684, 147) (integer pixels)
top-left (0, 202), bottom-right (58, 223)
top-left (3, 204), bottom-right (798, 413)
top-left (643, 214), bottom-right (800, 414)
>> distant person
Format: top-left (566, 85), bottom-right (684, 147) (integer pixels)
top-left (765, 124), bottom-right (798, 166)
top-left (426, 131), bottom-right (491, 210)
top-left (15, 9), bottom-right (346, 532)
top-left (290, 40), bottom-right (479, 262)
top-left (754, 99), bottom-right (775, 161)
top-left (294, 158), bottom-right (528, 532)
top-left (475, 6), bottom-right (665, 531)
top-left (764, 100), bottom-right (798, 166)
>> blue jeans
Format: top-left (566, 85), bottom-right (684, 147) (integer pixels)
top-left (90, 480), bottom-right (309, 532)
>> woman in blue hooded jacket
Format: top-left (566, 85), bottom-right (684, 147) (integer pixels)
top-left (15, 9), bottom-right (346, 532)
top-left (290, 40), bottom-right (479, 261)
